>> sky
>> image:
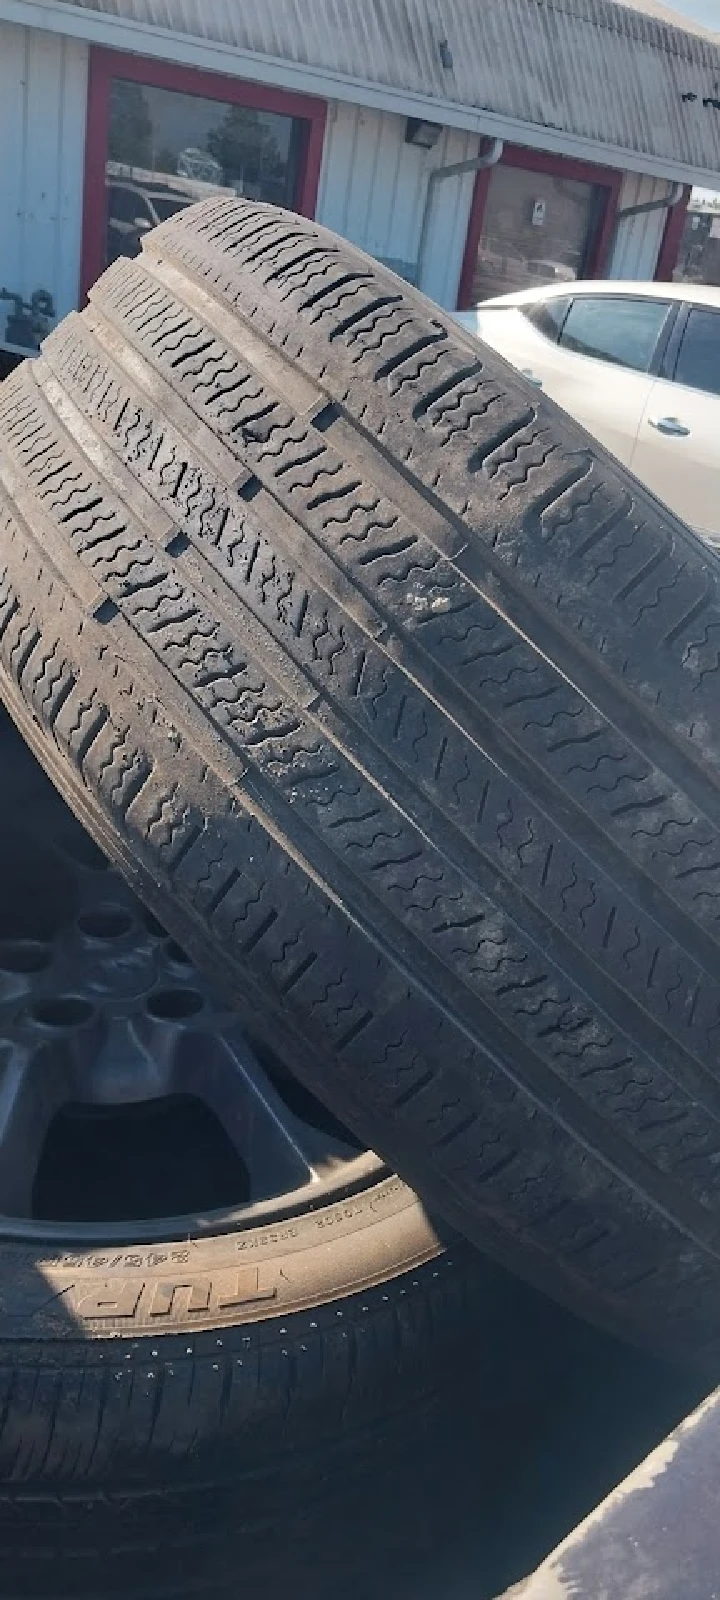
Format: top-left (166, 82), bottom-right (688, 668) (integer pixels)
top-left (663, 0), bottom-right (720, 28)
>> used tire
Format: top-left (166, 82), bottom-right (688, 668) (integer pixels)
top-left (0, 708), bottom-right (510, 1561)
top-left (2, 200), bottom-right (720, 1366)
top-left (0, 1183), bottom-right (470, 1488)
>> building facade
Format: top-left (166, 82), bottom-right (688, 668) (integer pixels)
top-left (0, 0), bottom-right (719, 357)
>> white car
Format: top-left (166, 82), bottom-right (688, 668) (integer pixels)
top-left (106, 181), bottom-right (191, 263)
top-left (455, 281), bottom-right (720, 540)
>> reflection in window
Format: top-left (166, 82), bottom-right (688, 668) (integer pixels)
top-left (558, 297), bottom-right (670, 373)
top-left (522, 297), bottom-right (571, 341)
top-left (469, 165), bottom-right (604, 305)
top-left (105, 79), bottom-right (305, 269)
top-left (674, 309), bottom-right (720, 398)
top-left (672, 206), bottom-right (720, 289)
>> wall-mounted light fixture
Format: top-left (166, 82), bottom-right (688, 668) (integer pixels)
top-left (439, 39), bottom-right (454, 69)
top-left (405, 117), bottom-right (442, 149)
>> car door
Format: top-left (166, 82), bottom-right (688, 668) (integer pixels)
top-left (538, 294), bottom-right (674, 467)
top-left (470, 293), bottom-right (673, 468)
top-left (467, 296), bottom-right (572, 391)
top-left (631, 305), bottom-right (720, 540)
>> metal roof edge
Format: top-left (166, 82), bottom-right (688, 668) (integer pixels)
top-left (3, 0), bottom-right (719, 189)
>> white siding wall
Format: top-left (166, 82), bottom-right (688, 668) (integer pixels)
top-left (316, 101), bottom-right (479, 309)
top-left (0, 22), bottom-right (88, 354)
top-left (316, 107), bottom-right (678, 305)
top-left (0, 29), bottom-right (682, 360)
top-left (607, 172), bottom-right (671, 280)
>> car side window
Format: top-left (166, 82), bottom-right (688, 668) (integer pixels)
top-left (557, 296), bottom-right (671, 373)
top-left (673, 308), bottom-right (720, 398)
top-left (521, 297), bottom-right (571, 342)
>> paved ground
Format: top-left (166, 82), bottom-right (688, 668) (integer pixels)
top-left (188, 1306), bottom-right (705, 1600)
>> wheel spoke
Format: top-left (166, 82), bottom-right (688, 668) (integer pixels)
top-left (0, 1047), bottom-right (67, 1215)
top-left (170, 1023), bottom-right (362, 1201)
top-left (0, 709), bottom-right (375, 1235)
top-left (171, 1027), bottom-right (314, 1198)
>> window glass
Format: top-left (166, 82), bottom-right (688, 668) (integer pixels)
top-left (469, 165), bottom-right (604, 305)
top-left (522, 297), bottom-right (571, 341)
top-left (105, 79), bottom-right (305, 269)
top-left (107, 186), bottom-right (144, 225)
top-left (557, 296), bottom-right (670, 372)
top-left (674, 308), bottom-right (720, 397)
top-left (672, 203), bottom-right (720, 288)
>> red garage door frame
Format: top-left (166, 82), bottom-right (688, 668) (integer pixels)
top-left (457, 144), bottom-right (623, 310)
top-left (80, 47), bottom-right (328, 300)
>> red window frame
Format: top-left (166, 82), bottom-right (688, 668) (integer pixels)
top-left (457, 144), bottom-right (623, 309)
top-left (80, 47), bottom-right (327, 299)
top-left (655, 186), bottom-right (692, 282)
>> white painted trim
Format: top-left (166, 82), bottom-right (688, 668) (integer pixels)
top-left (2, 0), bottom-right (719, 187)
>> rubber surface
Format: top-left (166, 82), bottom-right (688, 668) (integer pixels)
top-left (0, 1196), bottom-right (472, 1486)
top-left (0, 710), bottom-right (496, 1520)
top-left (2, 200), bottom-right (720, 1366)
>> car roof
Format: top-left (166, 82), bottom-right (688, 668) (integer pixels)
top-left (478, 280), bottom-right (720, 309)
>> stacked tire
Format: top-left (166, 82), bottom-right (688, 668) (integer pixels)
top-left (1, 200), bottom-right (720, 1374)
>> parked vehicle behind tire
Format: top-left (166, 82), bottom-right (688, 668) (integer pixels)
top-left (455, 280), bottom-right (720, 541)
top-left (3, 200), bottom-right (720, 1368)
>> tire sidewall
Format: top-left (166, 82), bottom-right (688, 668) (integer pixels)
top-left (1, 1175), bottom-right (445, 1342)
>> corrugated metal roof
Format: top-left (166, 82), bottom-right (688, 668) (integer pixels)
top-left (34, 0), bottom-right (720, 175)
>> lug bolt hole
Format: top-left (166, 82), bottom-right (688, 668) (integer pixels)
top-left (77, 909), bottom-right (133, 941)
top-left (31, 997), bottom-right (96, 1030)
top-left (147, 988), bottom-right (204, 1021)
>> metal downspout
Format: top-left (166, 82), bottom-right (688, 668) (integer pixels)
top-left (608, 181), bottom-right (685, 272)
top-left (416, 136), bottom-right (504, 296)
